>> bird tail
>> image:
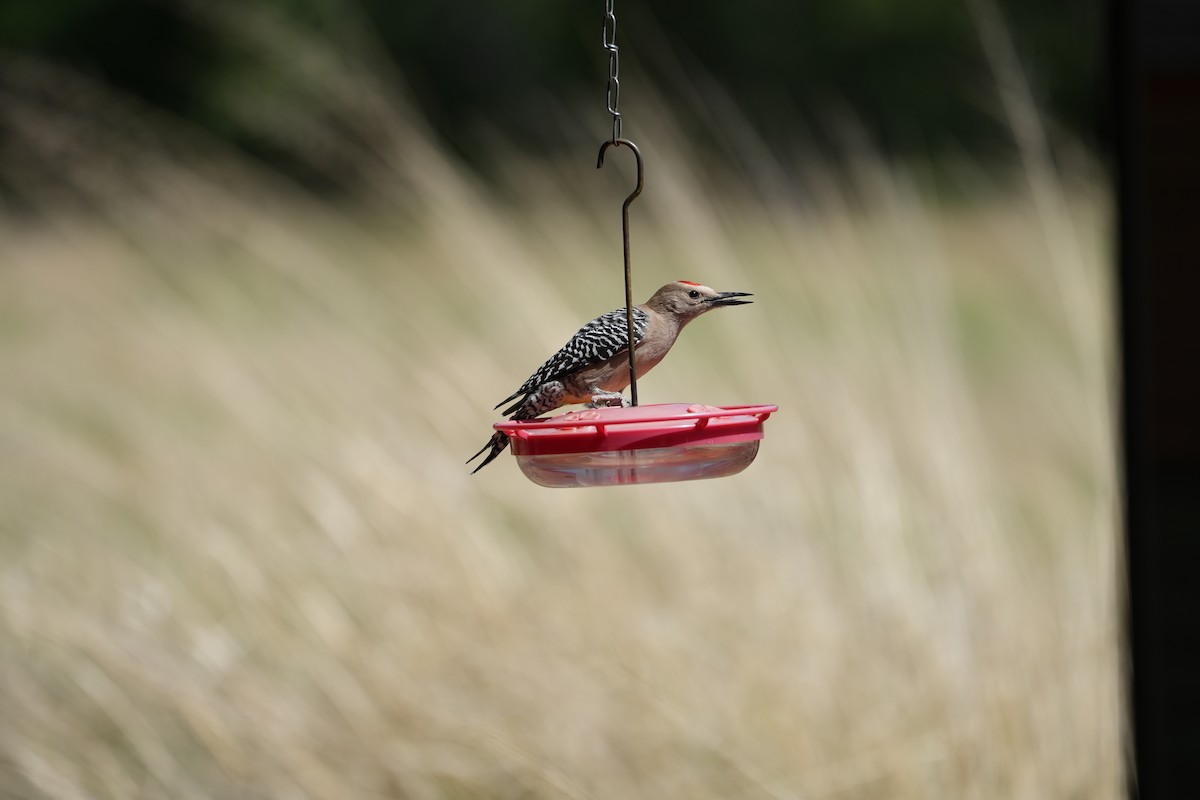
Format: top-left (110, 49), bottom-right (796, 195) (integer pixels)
top-left (466, 431), bottom-right (510, 474)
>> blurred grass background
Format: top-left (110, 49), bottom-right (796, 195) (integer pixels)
top-left (0, 1), bottom-right (1118, 798)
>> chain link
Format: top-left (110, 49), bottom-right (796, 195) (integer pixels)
top-left (602, 0), bottom-right (621, 141)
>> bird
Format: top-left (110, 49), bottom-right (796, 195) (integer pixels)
top-left (467, 280), bottom-right (752, 473)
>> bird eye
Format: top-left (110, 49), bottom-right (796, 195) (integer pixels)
top-left (688, 290), bottom-right (700, 299)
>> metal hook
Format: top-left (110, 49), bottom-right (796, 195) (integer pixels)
top-left (596, 138), bottom-right (643, 406)
top-left (596, 138), bottom-right (643, 207)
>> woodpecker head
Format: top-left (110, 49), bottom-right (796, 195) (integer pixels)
top-left (646, 280), bottom-right (753, 319)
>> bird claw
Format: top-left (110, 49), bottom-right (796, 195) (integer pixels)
top-left (587, 392), bottom-right (628, 408)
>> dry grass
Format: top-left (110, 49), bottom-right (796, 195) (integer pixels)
top-left (0, 12), bottom-right (1117, 800)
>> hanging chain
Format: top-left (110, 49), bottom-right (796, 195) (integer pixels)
top-left (602, 0), bottom-right (621, 142)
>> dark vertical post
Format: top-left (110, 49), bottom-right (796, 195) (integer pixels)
top-left (1118, 0), bottom-right (1200, 795)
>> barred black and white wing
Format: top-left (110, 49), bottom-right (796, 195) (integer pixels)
top-left (495, 306), bottom-right (649, 414)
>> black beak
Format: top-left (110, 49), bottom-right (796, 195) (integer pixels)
top-left (709, 291), bottom-right (753, 307)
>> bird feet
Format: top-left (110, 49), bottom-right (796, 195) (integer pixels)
top-left (586, 390), bottom-right (629, 408)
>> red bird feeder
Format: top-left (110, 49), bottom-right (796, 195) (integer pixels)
top-left (495, 403), bottom-right (777, 488)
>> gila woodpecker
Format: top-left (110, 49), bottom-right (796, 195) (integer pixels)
top-left (467, 280), bottom-right (752, 473)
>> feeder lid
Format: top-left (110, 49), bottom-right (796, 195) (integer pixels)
top-left (495, 403), bottom-right (778, 456)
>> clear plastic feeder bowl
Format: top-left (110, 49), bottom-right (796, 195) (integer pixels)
top-left (494, 403), bottom-right (778, 488)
